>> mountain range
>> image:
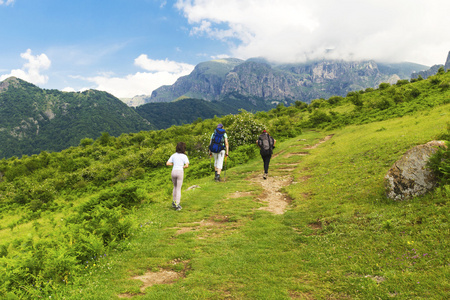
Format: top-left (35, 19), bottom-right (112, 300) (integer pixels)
top-left (0, 55), bottom-right (444, 159)
top-left (130, 58), bottom-right (429, 105)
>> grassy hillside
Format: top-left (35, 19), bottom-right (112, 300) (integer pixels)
top-left (0, 72), bottom-right (449, 299)
top-left (0, 77), bottom-right (153, 158)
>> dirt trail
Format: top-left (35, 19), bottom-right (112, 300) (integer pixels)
top-left (250, 134), bottom-right (333, 215)
top-left (118, 134), bottom-right (333, 297)
top-left (251, 175), bottom-right (292, 214)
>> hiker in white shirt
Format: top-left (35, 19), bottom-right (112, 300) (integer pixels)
top-left (166, 142), bottom-right (189, 211)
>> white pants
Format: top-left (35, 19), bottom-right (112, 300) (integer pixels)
top-left (171, 170), bottom-right (184, 205)
top-left (213, 150), bottom-right (226, 170)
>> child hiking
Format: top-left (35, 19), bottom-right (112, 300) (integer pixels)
top-left (208, 123), bottom-right (229, 182)
top-left (166, 142), bottom-right (189, 211)
top-left (256, 129), bottom-right (276, 179)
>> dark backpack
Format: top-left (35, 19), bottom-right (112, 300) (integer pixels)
top-left (209, 128), bottom-right (226, 153)
top-left (258, 133), bottom-right (273, 154)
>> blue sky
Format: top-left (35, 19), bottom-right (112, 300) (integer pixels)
top-left (1, 0), bottom-right (450, 99)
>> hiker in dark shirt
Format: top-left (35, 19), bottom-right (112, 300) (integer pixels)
top-left (256, 130), bottom-right (276, 179)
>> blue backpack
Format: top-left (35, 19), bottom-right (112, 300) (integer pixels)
top-left (209, 128), bottom-right (226, 153)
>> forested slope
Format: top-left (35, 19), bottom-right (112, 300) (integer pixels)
top-left (0, 77), bottom-right (153, 158)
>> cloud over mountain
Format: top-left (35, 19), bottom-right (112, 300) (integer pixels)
top-left (78, 56), bottom-right (195, 98)
top-left (176, 0), bottom-right (450, 66)
top-left (0, 49), bottom-right (51, 85)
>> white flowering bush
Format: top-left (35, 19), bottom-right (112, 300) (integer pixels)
top-left (223, 111), bottom-right (265, 150)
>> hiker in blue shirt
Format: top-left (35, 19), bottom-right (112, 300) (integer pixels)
top-left (208, 123), bottom-right (229, 182)
top-left (166, 142), bottom-right (189, 211)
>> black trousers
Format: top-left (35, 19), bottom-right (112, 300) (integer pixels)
top-left (261, 153), bottom-right (272, 174)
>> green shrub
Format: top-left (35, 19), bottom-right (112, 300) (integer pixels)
top-left (309, 110), bottom-right (332, 127)
top-left (227, 144), bottom-right (258, 168)
top-left (80, 138), bottom-right (94, 147)
top-left (294, 101), bottom-right (308, 110)
top-left (350, 93), bottom-right (363, 107)
top-left (428, 123), bottom-right (450, 184)
top-left (396, 79), bottom-right (409, 86)
top-left (327, 96), bottom-right (343, 106)
top-left (430, 77), bottom-right (441, 85)
top-left (379, 82), bottom-right (391, 90)
top-left (270, 115), bottom-right (301, 138)
top-left (409, 87), bottom-right (421, 98)
top-left (428, 144), bottom-right (450, 184)
top-left (439, 82), bottom-right (450, 91)
top-left (147, 143), bottom-right (175, 167)
top-left (309, 99), bottom-right (326, 109)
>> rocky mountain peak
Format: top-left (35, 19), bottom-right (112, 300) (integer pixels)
top-left (445, 51), bottom-right (450, 71)
top-left (138, 57), bottom-right (428, 105)
top-left (0, 77), bottom-right (20, 92)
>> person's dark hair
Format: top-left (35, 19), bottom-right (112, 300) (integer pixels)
top-left (176, 142), bottom-right (186, 154)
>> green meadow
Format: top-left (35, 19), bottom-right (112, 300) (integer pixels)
top-left (1, 72), bottom-right (449, 299)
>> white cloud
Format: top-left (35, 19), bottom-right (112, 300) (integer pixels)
top-left (176, 0), bottom-right (450, 66)
top-left (0, 0), bottom-right (15, 6)
top-left (134, 55), bottom-right (194, 73)
top-left (0, 49), bottom-right (51, 85)
top-left (72, 56), bottom-right (195, 98)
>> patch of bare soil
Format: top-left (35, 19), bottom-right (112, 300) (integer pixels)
top-left (118, 270), bottom-right (183, 298)
top-left (251, 175), bottom-right (292, 214)
top-left (284, 152), bottom-right (309, 158)
top-left (118, 260), bottom-right (190, 298)
top-left (228, 191), bottom-right (254, 198)
top-left (304, 134), bottom-right (334, 149)
top-left (275, 163), bottom-right (298, 166)
top-left (277, 168), bottom-right (296, 172)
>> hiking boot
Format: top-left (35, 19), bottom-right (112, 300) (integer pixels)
top-left (216, 174), bottom-right (221, 182)
top-left (263, 173), bottom-right (268, 180)
top-left (172, 201), bottom-right (177, 208)
top-left (175, 205), bottom-right (182, 211)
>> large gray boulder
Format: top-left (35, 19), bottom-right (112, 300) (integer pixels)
top-left (384, 140), bottom-right (447, 200)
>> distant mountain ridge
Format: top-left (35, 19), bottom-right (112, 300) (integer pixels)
top-left (134, 58), bottom-right (428, 105)
top-left (0, 77), bottom-right (153, 158)
top-left (411, 51), bottom-right (450, 79)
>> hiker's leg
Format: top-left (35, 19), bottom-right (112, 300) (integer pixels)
top-left (213, 152), bottom-right (219, 170)
top-left (171, 170), bottom-right (184, 206)
top-left (215, 150), bottom-right (225, 174)
top-left (260, 153), bottom-right (266, 172)
top-left (212, 153), bottom-right (220, 177)
top-left (263, 154), bottom-right (272, 174)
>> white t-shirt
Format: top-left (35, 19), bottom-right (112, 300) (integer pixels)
top-left (167, 153), bottom-right (189, 171)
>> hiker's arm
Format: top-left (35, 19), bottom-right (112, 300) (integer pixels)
top-left (209, 139), bottom-right (212, 155)
top-left (225, 138), bottom-right (229, 156)
top-left (183, 163), bottom-right (189, 168)
top-left (166, 161), bottom-right (173, 166)
top-left (256, 140), bottom-right (260, 148)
